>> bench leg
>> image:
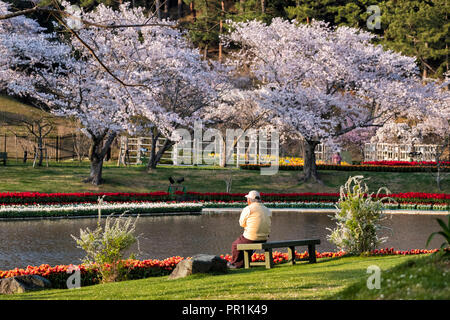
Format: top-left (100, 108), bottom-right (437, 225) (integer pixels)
top-left (264, 249), bottom-right (273, 269)
top-left (243, 250), bottom-right (251, 269)
top-left (308, 244), bottom-right (316, 263)
top-left (287, 246), bottom-right (296, 265)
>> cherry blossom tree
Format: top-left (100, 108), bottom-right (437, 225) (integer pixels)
top-left (225, 18), bottom-right (444, 183)
top-left (0, 1), bottom-right (72, 102)
top-left (1, 2), bottom-right (233, 182)
top-left (74, 4), bottom-right (231, 171)
top-left (205, 84), bottom-right (274, 167)
top-left (371, 77), bottom-right (450, 189)
top-left (0, 1), bottom-right (140, 185)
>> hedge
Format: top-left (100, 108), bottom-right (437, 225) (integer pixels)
top-left (239, 164), bottom-right (450, 173)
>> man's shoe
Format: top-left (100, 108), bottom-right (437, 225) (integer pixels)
top-left (227, 262), bottom-right (238, 269)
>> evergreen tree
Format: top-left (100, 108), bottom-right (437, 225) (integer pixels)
top-left (380, 0), bottom-right (449, 79)
top-left (285, 0), bottom-right (381, 30)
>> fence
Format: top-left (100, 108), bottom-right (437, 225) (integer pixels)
top-left (0, 132), bottom-right (345, 166)
top-left (364, 143), bottom-right (440, 162)
top-left (0, 134), bottom-right (85, 162)
top-left (117, 136), bottom-right (174, 166)
top-left (117, 134), bottom-right (333, 166)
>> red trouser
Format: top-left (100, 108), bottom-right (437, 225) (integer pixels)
top-left (231, 235), bottom-right (267, 268)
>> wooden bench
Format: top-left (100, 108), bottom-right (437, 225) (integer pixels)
top-left (237, 239), bottom-right (320, 269)
top-left (0, 152), bottom-right (6, 166)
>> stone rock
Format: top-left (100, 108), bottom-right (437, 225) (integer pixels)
top-left (168, 254), bottom-right (228, 280)
top-left (0, 275), bottom-right (52, 295)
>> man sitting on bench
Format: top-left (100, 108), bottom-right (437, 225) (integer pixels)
top-left (228, 190), bottom-right (272, 269)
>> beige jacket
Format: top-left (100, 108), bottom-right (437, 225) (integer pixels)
top-left (239, 202), bottom-right (272, 241)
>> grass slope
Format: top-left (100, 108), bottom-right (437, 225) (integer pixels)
top-left (0, 95), bottom-right (74, 136)
top-left (0, 255), bottom-right (418, 300)
top-left (333, 254), bottom-right (450, 300)
top-left (0, 162), bottom-right (448, 194)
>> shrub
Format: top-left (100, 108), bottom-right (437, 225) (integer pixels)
top-left (71, 198), bottom-right (140, 283)
top-left (239, 163), bottom-right (450, 173)
top-left (327, 176), bottom-right (394, 255)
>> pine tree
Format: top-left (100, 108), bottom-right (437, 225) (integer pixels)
top-left (380, 0), bottom-right (449, 79)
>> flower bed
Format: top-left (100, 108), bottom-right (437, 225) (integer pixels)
top-left (1, 199), bottom-right (446, 219)
top-left (0, 248), bottom-right (438, 289)
top-left (0, 202), bottom-right (203, 218)
top-left (240, 163), bottom-right (450, 173)
top-left (0, 256), bottom-right (184, 289)
top-left (362, 161), bottom-right (450, 166)
top-left (201, 201), bottom-right (449, 211)
top-left (184, 191), bottom-right (449, 206)
top-left (0, 191), bottom-right (172, 205)
top-left (202, 201), bottom-right (337, 209)
top-left (0, 191), bottom-right (448, 213)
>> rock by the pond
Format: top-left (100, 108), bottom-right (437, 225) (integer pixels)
top-left (0, 275), bottom-right (52, 294)
top-left (168, 254), bottom-right (228, 280)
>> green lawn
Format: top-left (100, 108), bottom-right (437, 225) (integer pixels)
top-left (0, 255), bottom-right (425, 300)
top-left (0, 162), bottom-right (448, 194)
top-left (334, 254), bottom-right (450, 300)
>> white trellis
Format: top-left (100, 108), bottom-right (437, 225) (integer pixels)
top-left (172, 138), bottom-right (224, 166)
top-left (117, 136), bottom-right (174, 166)
top-left (118, 132), bottom-right (280, 166)
top-left (118, 134), bottom-right (334, 166)
top-left (314, 143), bottom-right (334, 163)
top-left (364, 143), bottom-right (440, 162)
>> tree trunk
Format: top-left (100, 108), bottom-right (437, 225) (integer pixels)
top-left (147, 138), bottom-right (174, 171)
top-left (220, 137), bottom-right (227, 167)
top-left (178, 0), bottom-right (183, 18)
top-left (37, 137), bottom-right (44, 167)
top-left (164, 0), bottom-right (169, 19)
top-left (301, 140), bottom-right (321, 183)
top-left (155, 0), bottom-right (162, 20)
top-left (203, 43), bottom-right (208, 59)
top-left (87, 156), bottom-right (104, 186)
top-left (260, 0), bottom-right (265, 13)
top-left (190, 2), bottom-right (196, 22)
top-left (218, 1), bottom-right (224, 62)
top-left (147, 130), bottom-right (160, 170)
top-left (84, 132), bottom-right (116, 185)
top-left (219, 135), bottom-right (231, 167)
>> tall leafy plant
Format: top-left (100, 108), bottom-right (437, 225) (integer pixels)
top-left (327, 175), bottom-right (393, 254)
top-left (426, 214), bottom-right (450, 257)
top-left (71, 197), bottom-right (140, 283)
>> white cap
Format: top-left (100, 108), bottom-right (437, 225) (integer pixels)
top-left (245, 190), bottom-right (261, 200)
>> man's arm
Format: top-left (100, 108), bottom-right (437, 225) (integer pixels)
top-left (239, 206), bottom-right (251, 228)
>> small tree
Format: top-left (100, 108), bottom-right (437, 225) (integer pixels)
top-left (71, 198), bottom-right (140, 283)
top-left (327, 175), bottom-right (393, 255)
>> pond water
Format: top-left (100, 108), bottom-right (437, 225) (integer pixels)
top-left (0, 212), bottom-right (445, 270)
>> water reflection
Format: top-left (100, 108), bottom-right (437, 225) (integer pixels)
top-left (0, 212), bottom-right (444, 270)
